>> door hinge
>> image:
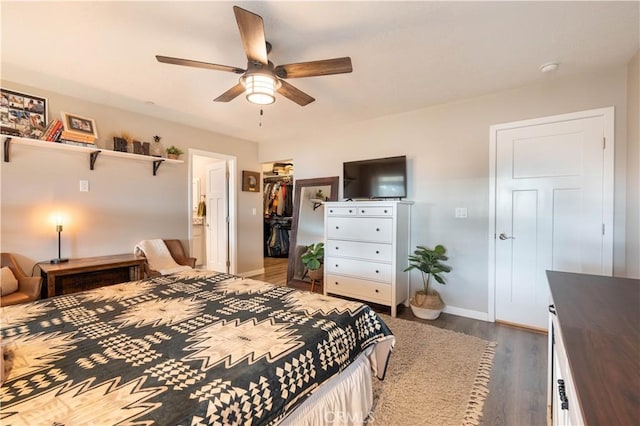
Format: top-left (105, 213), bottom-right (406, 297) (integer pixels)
top-left (602, 224), bottom-right (605, 235)
top-left (226, 260), bottom-right (230, 267)
top-left (603, 137), bottom-right (606, 149)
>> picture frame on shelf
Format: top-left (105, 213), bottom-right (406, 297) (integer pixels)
top-left (242, 170), bottom-right (260, 192)
top-left (0, 88), bottom-right (48, 139)
top-left (61, 111), bottom-right (98, 138)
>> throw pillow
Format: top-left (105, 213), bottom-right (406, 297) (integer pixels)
top-left (1, 267), bottom-right (19, 296)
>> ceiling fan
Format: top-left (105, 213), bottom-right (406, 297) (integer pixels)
top-left (156, 6), bottom-right (353, 107)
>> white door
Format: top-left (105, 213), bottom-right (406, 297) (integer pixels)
top-left (206, 161), bottom-right (229, 273)
top-left (493, 108), bottom-right (613, 329)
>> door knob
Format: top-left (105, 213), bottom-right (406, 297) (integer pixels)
top-left (498, 233), bottom-right (515, 240)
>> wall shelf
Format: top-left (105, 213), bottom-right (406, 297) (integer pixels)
top-left (2, 136), bottom-right (183, 176)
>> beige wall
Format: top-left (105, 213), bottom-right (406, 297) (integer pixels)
top-left (1, 80), bottom-right (264, 275)
top-left (259, 65), bottom-right (633, 316)
top-left (627, 50), bottom-right (640, 278)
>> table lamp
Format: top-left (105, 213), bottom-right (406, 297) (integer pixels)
top-left (51, 215), bottom-right (69, 264)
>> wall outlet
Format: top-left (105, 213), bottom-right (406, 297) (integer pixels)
top-left (80, 180), bottom-right (89, 192)
top-left (455, 207), bottom-right (467, 218)
top-left (252, 207), bottom-right (257, 216)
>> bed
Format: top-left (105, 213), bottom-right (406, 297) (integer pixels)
top-left (0, 270), bottom-right (394, 425)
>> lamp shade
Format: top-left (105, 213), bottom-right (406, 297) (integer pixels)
top-left (242, 74), bottom-right (277, 105)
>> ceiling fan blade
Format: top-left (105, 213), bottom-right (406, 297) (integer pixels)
top-left (233, 6), bottom-right (268, 65)
top-left (214, 83), bottom-right (246, 102)
top-left (274, 57), bottom-right (353, 79)
top-left (277, 80), bottom-right (315, 106)
top-left (156, 55), bottom-right (244, 74)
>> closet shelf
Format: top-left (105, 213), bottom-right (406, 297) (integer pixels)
top-left (3, 136), bottom-right (183, 176)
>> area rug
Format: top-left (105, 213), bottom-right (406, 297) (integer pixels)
top-left (369, 315), bottom-right (496, 426)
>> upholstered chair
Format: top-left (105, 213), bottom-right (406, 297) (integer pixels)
top-left (142, 239), bottom-right (196, 277)
top-left (0, 253), bottom-right (42, 306)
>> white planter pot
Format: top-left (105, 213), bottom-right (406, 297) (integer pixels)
top-left (410, 302), bottom-right (442, 320)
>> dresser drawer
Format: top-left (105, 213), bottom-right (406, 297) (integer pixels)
top-left (326, 257), bottom-right (392, 282)
top-left (356, 206), bottom-right (393, 216)
top-left (327, 217), bottom-right (393, 243)
top-left (326, 239), bottom-right (393, 262)
top-left (326, 206), bottom-right (357, 216)
top-left (326, 273), bottom-right (391, 304)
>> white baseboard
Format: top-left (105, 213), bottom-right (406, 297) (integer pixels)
top-left (442, 305), bottom-right (491, 322)
top-left (238, 268), bottom-right (265, 278)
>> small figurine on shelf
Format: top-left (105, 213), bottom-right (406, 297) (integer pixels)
top-left (151, 135), bottom-right (163, 157)
top-left (166, 145), bottom-right (183, 160)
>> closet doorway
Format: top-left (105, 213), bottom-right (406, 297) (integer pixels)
top-left (262, 161), bottom-right (294, 283)
top-left (189, 149), bottom-right (237, 274)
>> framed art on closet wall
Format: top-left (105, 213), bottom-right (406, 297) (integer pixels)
top-left (242, 170), bottom-right (260, 192)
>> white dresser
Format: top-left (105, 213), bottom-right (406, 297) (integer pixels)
top-left (547, 271), bottom-right (639, 426)
top-left (324, 201), bottom-right (412, 317)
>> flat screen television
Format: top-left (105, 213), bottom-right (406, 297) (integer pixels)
top-left (343, 155), bottom-right (407, 199)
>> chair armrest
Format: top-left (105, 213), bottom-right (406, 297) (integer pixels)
top-left (185, 257), bottom-right (197, 268)
top-left (17, 276), bottom-right (42, 302)
top-left (143, 262), bottom-right (161, 278)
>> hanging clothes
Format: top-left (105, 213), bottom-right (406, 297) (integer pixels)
top-left (264, 218), bottom-right (291, 257)
top-left (263, 176), bottom-right (293, 257)
top-left (263, 178), bottom-right (292, 217)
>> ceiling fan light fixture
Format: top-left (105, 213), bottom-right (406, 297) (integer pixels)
top-left (242, 74), bottom-right (278, 105)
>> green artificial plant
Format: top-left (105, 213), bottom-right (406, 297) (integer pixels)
top-left (404, 245), bottom-right (451, 295)
top-left (301, 242), bottom-right (325, 271)
top-left (166, 145), bottom-right (184, 156)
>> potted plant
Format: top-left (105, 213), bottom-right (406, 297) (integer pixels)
top-left (301, 242), bottom-right (324, 281)
top-left (166, 145), bottom-right (183, 159)
top-left (404, 244), bottom-right (451, 320)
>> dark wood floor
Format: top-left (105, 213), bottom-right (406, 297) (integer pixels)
top-left (255, 257), bottom-right (548, 426)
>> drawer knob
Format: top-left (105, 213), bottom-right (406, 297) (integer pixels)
top-left (329, 209), bottom-right (333, 213)
top-left (335, 246), bottom-right (339, 250)
top-left (375, 250), bottom-right (380, 254)
top-left (335, 264), bottom-right (339, 267)
top-left (336, 226), bottom-right (339, 229)
top-left (335, 282), bottom-right (339, 285)
top-left (375, 289), bottom-right (379, 293)
top-left (376, 228), bottom-right (380, 232)
top-left (384, 209), bottom-right (388, 213)
top-left (349, 209), bottom-right (352, 213)
top-left (361, 209), bottom-right (365, 213)
top-left (375, 270), bottom-right (379, 273)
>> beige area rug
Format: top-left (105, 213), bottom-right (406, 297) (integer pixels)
top-left (370, 315), bottom-right (496, 426)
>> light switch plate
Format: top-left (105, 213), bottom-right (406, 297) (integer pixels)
top-left (455, 207), bottom-right (467, 218)
top-left (80, 180), bottom-right (89, 192)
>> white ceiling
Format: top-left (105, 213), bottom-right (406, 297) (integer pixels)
top-left (1, 1), bottom-right (638, 143)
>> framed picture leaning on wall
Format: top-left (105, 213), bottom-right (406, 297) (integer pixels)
top-left (0, 88), bottom-right (48, 139)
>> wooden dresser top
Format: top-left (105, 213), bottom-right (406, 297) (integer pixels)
top-left (547, 271), bottom-right (640, 426)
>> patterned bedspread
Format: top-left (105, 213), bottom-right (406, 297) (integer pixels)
top-left (0, 270), bottom-right (394, 425)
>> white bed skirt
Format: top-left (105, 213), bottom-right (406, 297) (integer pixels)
top-left (280, 349), bottom-right (374, 426)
